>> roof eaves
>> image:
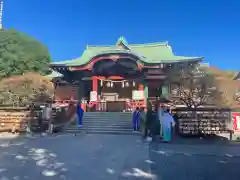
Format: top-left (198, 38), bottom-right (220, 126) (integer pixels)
top-left (141, 56), bottom-right (203, 64)
top-left (45, 70), bottom-right (63, 79)
top-left (87, 45), bottom-right (115, 48)
top-left (129, 41), bottom-right (168, 47)
top-left (50, 59), bottom-right (75, 66)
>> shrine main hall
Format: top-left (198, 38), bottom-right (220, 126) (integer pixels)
top-left (48, 37), bottom-right (203, 111)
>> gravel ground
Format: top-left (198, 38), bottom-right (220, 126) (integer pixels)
top-left (1, 133), bottom-right (240, 180)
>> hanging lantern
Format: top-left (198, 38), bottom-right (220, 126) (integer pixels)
top-left (122, 82), bottom-right (125, 88)
top-left (125, 82), bottom-right (129, 87)
top-left (132, 81), bottom-right (135, 87)
top-left (106, 82), bottom-right (111, 87)
top-left (100, 80), bottom-right (103, 87)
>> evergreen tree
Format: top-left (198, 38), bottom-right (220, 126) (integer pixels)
top-left (0, 29), bottom-right (51, 79)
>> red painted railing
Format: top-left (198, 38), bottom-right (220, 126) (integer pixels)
top-left (54, 99), bottom-right (145, 112)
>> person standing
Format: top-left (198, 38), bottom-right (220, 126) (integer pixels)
top-left (157, 104), bottom-right (164, 137)
top-left (139, 107), bottom-right (146, 133)
top-left (144, 106), bottom-right (157, 141)
top-left (45, 104), bottom-right (52, 133)
top-left (132, 107), bottom-right (140, 131)
top-left (161, 108), bottom-right (175, 142)
top-left (144, 107), bottom-right (152, 140)
top-left (76, 102), bottom-right (84, 128)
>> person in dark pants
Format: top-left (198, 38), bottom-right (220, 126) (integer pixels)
top-left (76, 102), bottom-right (84, 128)
top-left (143, 109), bottom-right (151, 139)
top-left (132, 107), bottom-right (140, 131)
top-left (144, 106), bottom-right (157, 141)
top-left (139, 107), bottom-right (146, 133)
top-left (173, 112), bottom-right (180, 136)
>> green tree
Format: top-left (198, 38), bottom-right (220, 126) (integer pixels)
top-left (0, 29), bottom-right (51, 79)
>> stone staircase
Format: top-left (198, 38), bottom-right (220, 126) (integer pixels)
top-left (66, 112), bottom-right (139, 135)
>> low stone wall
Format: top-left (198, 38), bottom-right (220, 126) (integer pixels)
top-left (0, 103), bottom-right (77, 133)
top-left (0, 107), bottom-right (38, 132)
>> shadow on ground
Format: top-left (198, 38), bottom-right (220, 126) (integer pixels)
top-left (148, 135), bottom-right (240, 180)
top-left (0, 133), bottom-right (156, 180)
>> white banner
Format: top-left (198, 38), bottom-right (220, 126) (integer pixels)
top-left (90, 91), bottom-right (98, 102)
top-left (132, 90), bottom-right (144, 100)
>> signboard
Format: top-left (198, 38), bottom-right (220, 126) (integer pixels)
top-left (132, 90), bottom-right (144, 100)
top-left (90, 91), bottom-right (98, 102)
top-left (232, 112), bottom-right (240, 131)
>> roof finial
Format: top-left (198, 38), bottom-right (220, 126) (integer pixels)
top-left (116, 36), bottom-right (128, 46)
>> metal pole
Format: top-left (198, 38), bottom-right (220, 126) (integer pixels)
top-left (0, 0), bottom-right (4, 30)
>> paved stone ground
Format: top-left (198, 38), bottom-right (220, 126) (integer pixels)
top-left (1, 133), bottom-right (240, 180)
top-left (0, 134), bottom-right (152, 180)
top-left (149, 141), bottom-right (240, 180)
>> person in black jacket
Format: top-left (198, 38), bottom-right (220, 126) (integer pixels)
top-left (144, 106), bottom-right (157, 140)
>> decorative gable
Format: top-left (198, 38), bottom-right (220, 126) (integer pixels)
top-left (116, 36), bottom-right (129, 50)
top-left (234, 72), bottom-right (240, 80)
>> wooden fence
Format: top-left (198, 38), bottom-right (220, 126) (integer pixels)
top-left (172, 107), bottom-right (232, 135)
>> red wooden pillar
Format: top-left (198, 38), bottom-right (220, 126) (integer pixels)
top-left (91, 76), bottom-right (98, 108)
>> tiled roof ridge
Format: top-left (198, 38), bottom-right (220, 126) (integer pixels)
top-left (129, 41), bottom-right (168, 47)
top-left (86, 41), bottom-right (169, 49)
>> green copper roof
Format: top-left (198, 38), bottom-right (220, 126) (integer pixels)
top-left (52, 37), bottom-right (203, 67)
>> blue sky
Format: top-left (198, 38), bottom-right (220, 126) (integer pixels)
top-left (4, 0), bottom-right (240, 70)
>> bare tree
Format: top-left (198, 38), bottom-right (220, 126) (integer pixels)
top-left (167, 64), bottom-right (220, 108)
top-left (213, 78), bottom-right (240, 108)
top-left (167, 64), bottom-right (240, 108)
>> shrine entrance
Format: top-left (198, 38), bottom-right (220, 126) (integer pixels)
top-left (85, 55), bottom-right (146, 112)
top-left (95, 77), bottom-right (144, 112)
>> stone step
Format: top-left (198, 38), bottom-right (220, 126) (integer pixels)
top-left (82, 119), bottom-right (132, 121)
top-left (83, 118), bottom-right (132, 120)
top-left (68, 125), bottom-right (133, 130)
top-left (83, 116), bottom-right (132, 118)
top-left (82, 121), bottom-right (132, 126)
top-left (83, 113), bottom-right (132, 115)
top-left (67, 127), bottom-right (133, 131)
top-left (74, 116), bottom-right (132, 120)
top-left (65, 129), bottom-right (141, 135)
top-left (66, 112), bottom-right (134, 134)
top-left (82, 120), bottom-right (132, 123)
top-left (81, 123), bottom-right (131, 125)
top-left (82, 125), bottom-right (132, 129)
top-left (71, 121), bottom-right (132, 126)
top-left (82, 113), bottom-right (132, 117)
top-left (83, 114), bottom-right (132, 116)
top-left (83, 112), bottom-right (132, 114)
